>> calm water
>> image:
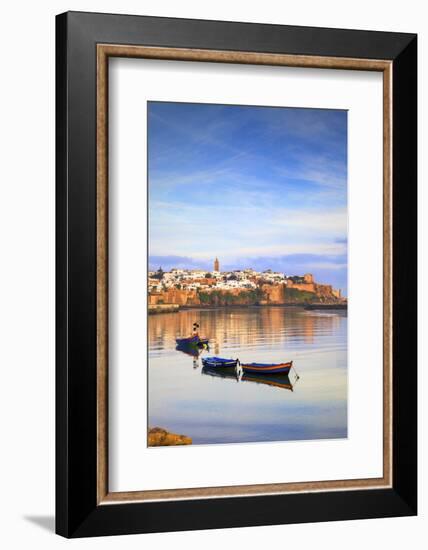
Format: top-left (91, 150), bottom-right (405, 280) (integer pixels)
top-left (148, 306), bottom-right (347, 445)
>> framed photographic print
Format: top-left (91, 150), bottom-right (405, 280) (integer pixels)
top-left (56, 11), bottom-right (417, 537)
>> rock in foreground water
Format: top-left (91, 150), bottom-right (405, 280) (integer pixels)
top-left (148, 427), bottom-right (192, 446)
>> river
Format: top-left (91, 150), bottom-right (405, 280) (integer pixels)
top-left (148, 306), bottom-right (347, 445)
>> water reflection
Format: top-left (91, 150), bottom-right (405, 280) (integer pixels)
top-left (149, 306), bottom-right (344, 357)
top-left (201, 365), bottom-right (297, 392)
top-left (175, 342), bottom-right (208, 368)
top-left (148, 306), bottom-right (347, 445)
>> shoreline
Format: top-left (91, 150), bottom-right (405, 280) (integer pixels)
top-left (148, 304), bottom-right (180, 314)
top-left (181, 302), bottom-right (347, 310)
top-left (149, 302), bottom-right (348, 314)
top-left (304, 303), bottom-right (347, 311)
top-left (148, 427), bottom-right (192, 446)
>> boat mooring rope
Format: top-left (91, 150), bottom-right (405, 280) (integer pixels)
top-left (291, 363), bottom-right (300, 382)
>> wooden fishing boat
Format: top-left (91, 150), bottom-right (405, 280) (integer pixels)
top-left (175, 335), bottom-right (209, 346)
top-left (240, 360), bottom-right (292, 375)
top-left (201, 357), bottom-right (239, 369)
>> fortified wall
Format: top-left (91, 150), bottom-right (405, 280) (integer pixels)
top-left (149, 289), bottom-right (201, 306)
top-left (148, 273), bottom-right (343, 307)
top-left (286, 273), bottom-right (341, 299)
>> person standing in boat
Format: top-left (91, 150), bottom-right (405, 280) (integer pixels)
top-left (192, 322), bottom-right (200, 338)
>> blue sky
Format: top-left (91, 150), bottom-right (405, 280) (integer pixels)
top-left (148, 102), bottom-right (348, 294)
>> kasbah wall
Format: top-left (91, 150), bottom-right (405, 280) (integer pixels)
top-left (148, 288), bottom-right (201, 306)
top-left (287, 274), bottom-right (342, 300)
top-left (149, 274), bottom-right (342, 306)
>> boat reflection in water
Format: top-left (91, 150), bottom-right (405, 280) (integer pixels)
top-left (149, 306), bottom-right (347, 444)
top-left (175, 341), bottom-right (210, 368)
top-left (201, 365), bottom-right (297, 392)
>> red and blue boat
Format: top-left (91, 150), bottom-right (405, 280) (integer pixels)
top-left (240, 360), bottom-right (293, 375)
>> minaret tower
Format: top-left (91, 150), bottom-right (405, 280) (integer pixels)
top-left (214, 257), bottom-right (220, 272)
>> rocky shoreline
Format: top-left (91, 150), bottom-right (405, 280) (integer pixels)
top-left (148, 427), bottom-right (192, 446)
top-left (148, 304), bottom-right (180, 314)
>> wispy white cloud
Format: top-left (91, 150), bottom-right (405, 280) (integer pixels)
top-left (148, 102), bottom-right (348, 291)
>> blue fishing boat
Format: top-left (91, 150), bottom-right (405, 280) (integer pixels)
top-left (175, 335), bottom-right (209, 346)
top-left (201, 357), bottom-right (239, 369)
top-left (240, 360), bottom-right (292, 375)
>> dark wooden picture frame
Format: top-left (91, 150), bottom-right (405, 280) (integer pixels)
top-left (56, 11), bottom-right (417, 538)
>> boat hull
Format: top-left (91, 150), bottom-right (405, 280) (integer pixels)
top-left (201, 357), bottom-right (238, 369)
top-left (241, 361), bottom-right (292, 375)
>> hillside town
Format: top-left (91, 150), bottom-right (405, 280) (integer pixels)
top-left (148, 258), bottom-right (345, 310)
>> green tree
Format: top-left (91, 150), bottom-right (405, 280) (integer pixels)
top-left (198, 292), bottom-right (211, 304)
top-left (284, 287), bottom-right (316, 303)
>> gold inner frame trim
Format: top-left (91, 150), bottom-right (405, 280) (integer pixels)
top-left (96, 44), bottom-right (393, 505)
